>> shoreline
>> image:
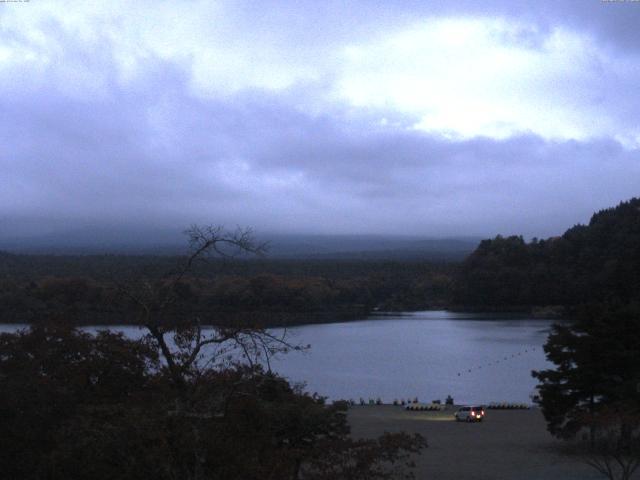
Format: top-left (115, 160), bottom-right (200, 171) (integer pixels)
top-left (0, 307), bottom-right (563, 328)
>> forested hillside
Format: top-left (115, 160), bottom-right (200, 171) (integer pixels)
top-left (454, 198), bottom-right (640, 308)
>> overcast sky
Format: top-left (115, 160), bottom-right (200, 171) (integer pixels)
top-left (1, 0), bottom-right (639, 241)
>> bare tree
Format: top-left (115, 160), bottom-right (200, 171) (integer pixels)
top-left (110, 226), bottom-right (309, 480)
top-left (113, 225), bottom-right (301, 390)
top-left (577, 407), bottom-right (640, 480)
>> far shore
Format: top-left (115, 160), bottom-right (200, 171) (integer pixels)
top-left (0, 307), bottom-right (565, 329)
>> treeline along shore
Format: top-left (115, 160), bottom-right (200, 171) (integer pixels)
top-left (1, 197), bottom-right (639, 326)
top-left (0, 254), bottom-right (455, 326)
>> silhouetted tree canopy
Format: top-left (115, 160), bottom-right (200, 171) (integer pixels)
top-left (0, 324), bottom-right (426, 479)
top-left (454, 198), bottom-right (640, 309)
top-left (533, 303), bottom-right (640, 440)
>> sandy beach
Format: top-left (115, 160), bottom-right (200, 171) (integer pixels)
top-left (348, 405), bottom-right (608, 480)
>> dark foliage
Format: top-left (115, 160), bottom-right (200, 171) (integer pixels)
top-left (454, 197), bottom-right (640, 308)
top-left (0, 258), bottom-right (455, 326)
top-left (576, 406), bottom-right (640, 480)
top-left (532, 303), bottom-right (640, 440)
top-left (0, 324), bottom-right (160, 479)
top-left (0, 325), bottom-right (426, 479)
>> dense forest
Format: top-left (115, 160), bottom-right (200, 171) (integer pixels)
top-left (0, 254), bottom-right (454, 325)
top-left (453, 198), bottom-right (640, 310)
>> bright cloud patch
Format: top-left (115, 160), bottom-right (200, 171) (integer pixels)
top-left (336, 18), bottom-right (630, 143)
top-left (2, 6), bottom-right (637, 145)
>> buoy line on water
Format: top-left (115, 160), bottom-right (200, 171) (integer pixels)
top-left (455, 346), bottom-right (537, 377)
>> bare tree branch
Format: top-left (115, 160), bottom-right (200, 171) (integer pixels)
top-left (112, 225), bottom-right (298, 392)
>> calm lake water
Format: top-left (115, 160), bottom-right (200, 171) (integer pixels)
top-left (270, 311), bottom-right (555, 405)
top-left (0, 311), bottom-right (555, 404)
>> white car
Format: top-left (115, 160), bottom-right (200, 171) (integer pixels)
top-left (454, 405), bottom-right (485, 422)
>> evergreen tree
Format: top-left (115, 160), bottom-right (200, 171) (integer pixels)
top-left (532, 303), bottom-right (640, 440)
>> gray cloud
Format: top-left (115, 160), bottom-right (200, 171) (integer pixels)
top-left (3, 60), bottom-right (638, 238)
top-left (1, 1), bottom-right (639, 242)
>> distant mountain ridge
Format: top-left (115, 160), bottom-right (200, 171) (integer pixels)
top-left (0, 228), bottom-right (480, 261)
top-left (263, 235), bottom-right (479, 261)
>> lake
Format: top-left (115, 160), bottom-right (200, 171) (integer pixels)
top-left (270, 311), bottom-right (555, 405)
top-left (0, 310), bottom-right (555, 405)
